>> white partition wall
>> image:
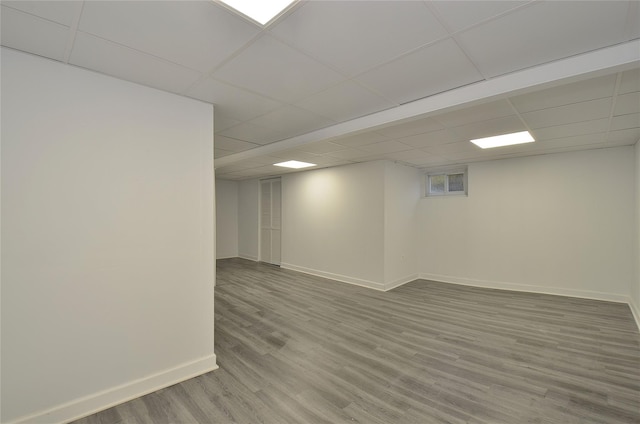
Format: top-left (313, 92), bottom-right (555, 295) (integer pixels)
top-left (383, 161), bottom-right (421, 289)
top-left (281, 161), bottom-right (386, 289)
top-left (417, 147), bottom-right (636, 302)
top-left (633, 140), bottom-right (640, 325)
top-left (1, 49), bottom-right (216, 424)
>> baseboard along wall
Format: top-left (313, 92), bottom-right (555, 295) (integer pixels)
top-left (8, 355), bottom-right (218, 424)
top-left (232, 257), bottom-right (639, 332)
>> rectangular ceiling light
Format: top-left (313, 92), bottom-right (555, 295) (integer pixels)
top-left (470, 131), bottom-right (535, 149)
top-left (218, 0), bottom-right (297, 25)
top-left (274, 160), bottom-right (316, 169)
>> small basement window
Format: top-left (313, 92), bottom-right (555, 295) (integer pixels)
top-left (426, 169), bottom-right (467, 196)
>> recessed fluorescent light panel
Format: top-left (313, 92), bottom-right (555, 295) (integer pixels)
top-left (470, 131), bottom-right (535, 149)
top-left (218, 0), bottom-right (297, 25)
top-left (274, 160), bottom-right (316, 169)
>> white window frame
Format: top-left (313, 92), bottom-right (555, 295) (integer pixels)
top-left (425, 168), bottom-right (467, 197)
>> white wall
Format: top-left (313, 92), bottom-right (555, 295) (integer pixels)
top-left (216, 179), bottom-right (239, 259)
top-left (383, 162), bottom-right (420, 288)
top-left (238, 179), bottom-right (259, 261)
top-left (1, 49), bottom-right (216, 424)
top-left (633, 140), bottom-right (640, 326)
top-left (281, 161), bottom-right (386, 289)
top-left (418, 147), bottom-right (635, 302)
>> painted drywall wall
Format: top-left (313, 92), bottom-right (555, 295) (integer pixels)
top-left (216, 179), bottom-right (239, 259)
top-left (281, 161), bottom-right (386, 289)
top-left (383, 162), bottom-right (420, 288)
top-left (1, 49), bottom-right (216, 423)
top-left (238, 179), bottom-right (259, 261)
top-left (418, 147), bottom-right (635, 302)
top-left (633, 140), bottom-right (640, 325)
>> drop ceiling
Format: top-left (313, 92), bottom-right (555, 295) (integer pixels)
top-left (2, 0), bottom-right (639, 180)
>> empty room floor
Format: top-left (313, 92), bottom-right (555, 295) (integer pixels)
top-left (75, 258), bottom-right (640, 423)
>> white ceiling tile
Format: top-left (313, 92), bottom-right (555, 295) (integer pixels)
top-left (398, 129), bottom-right (461, 148)
top-left (297, 141), bottom-right (346, 155)
top-left (2, 1), bottom-right (77, 26)
top-left (425, 140), bottom-right (483, 156)
top-left (313, 160), bottom-right (354, 170)
top-left (541, 133), bottom-right (613, 152)
top-left (436, 150), bottom-right (489, 162)
top-left (618, 68), bottom-right (640, 94)
top-left (530, 118), bottom-right (609, 142)
top-left (626, 0), bottom-right (640, 39)
top-left (526, 144), bottom-right (608, 157)
top-left (214, 115), bottom-right (241, 133)
top-left (384, 148), bottom-right (443, 163)
top-left (214, 135), bottom-right (260, 152)
top-left (214, 148), bottom-right (235, 158)
top-left (606, 128), bottom-right (640, 144)
top-left (349, 153), bottom-right (391, 163)
top-left (401, 155), bottom-right (451, 167)
top-left (297, 154), bottom-right (344, 166)
top-left (270, 0), bottom-right (448, 76)
top-left (457, 1), bottom-right (630, 78)
top-left (331, 132), bottom-right (390, 148)
top-left (510, 74), bottom-right (617, 113)
top-left (1, 6), bottom-right (69, 61)
top-left (613, 92), bottom-right (640, 116)
top-left (429, 1), bottom-right (529, 33)
top-left (213, 35), bottom-right (344, 103)
top-left (356, 38), bottom-right (483, 105)
top-left (248, 106), bottom-right (335, 140)
top-left (449, 115), bottom-right (526, 140)
top-left (526, 133), bottom-right (608, 151)
top-left (69, 32), bottom-right (201, 94)
top-left (359, 141), bottom-right (414, 155)
top-left (219, 157), bottom-right (292, 173)
top-left (244, 155), bottom-right (292, 166)
top-left (272, 149), bottom-right (333, 165)
top-left (78, 1), bottom-right (259, 72)
top-left (215, 169), bottom-right (253, 179)
top-left (325, 148), bottom-right (371, 161)
top-left (188, 77), bottom-right (283, 121)
top-left (610, 113), bottom-right (640, 131)
top-left (216, 162), bottom-right (259, 174)
top-left (376, 116), bottom-right (444, 139)
top-left (218, 121), bottom-right (289, 145)
top-left (521, 98), bottom-right (613, 130)
top-left (435, 99), bottom-right (515, 128)
top-left (295, 80), bottom-right (396, 123)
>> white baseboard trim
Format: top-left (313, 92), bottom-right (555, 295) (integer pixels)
top-left (216, 254), bottom-right (239, 260)
top-left (384, 274), bottom-right (419, 291)
top-left (9, 355), bottom-right (218, 424)
top-left (281, 263), bottom-right (386, 291)
top-left (238, 253), bottom-right (258, 261)
top-left (418, 273), bottom-right (631, 304)
top-left (629, 297), bottom-right (640, 331)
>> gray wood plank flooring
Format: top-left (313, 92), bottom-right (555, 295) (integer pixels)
top-left (73, 258), bottom-right (640, 423)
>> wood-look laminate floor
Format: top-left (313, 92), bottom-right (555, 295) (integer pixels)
top-left (74, 258), bottom-right (640, 424)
